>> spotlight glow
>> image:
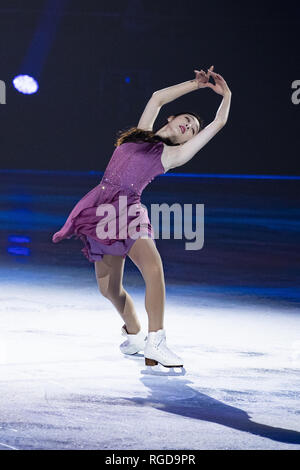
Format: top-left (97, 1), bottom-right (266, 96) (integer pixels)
top-left (13, 75), bottom-right (39, 94)
top-left (7, 246), bottom-right (30, 256)
top-left (8, 235), bottom-right (31, 243)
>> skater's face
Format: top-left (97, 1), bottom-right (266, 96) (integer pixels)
top-left (158, 114), bottom-right (200, 145)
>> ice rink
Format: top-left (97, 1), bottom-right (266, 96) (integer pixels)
top-left (0, 171), bottom-right (299, 450)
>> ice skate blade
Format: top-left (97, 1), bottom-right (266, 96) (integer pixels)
top-left (145, 357), bottom-right (183, 368)
top-left (142, 364), bottom-right (186, 376)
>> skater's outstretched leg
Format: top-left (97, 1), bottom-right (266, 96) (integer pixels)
top-left (128, 237), bottom-right (165, 333)
top-left (94, 255), bottom-right (141, 334)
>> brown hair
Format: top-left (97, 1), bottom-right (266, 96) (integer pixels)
top-left (114, 111), bottom-right (204, 147)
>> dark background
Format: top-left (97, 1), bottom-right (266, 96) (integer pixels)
top-left (0, 0), bottom-right (299, 175)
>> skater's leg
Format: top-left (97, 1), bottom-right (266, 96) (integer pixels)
top-left (94, 255), bottom-right (141, 334)
top-left (127, 238), bottom-right (165, 333)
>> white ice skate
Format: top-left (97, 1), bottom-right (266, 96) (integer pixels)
top-left (144, 329), bottom-right (184, 368)
top-left (120, 325), bottom-right (147, 355)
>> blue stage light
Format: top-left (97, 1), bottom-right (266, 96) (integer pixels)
top-left (13, 75), bottom-right (39, 94)
top-left (7, 246), bottom-right (30, 256)
top-left (8, 235), bottom-right (31, 243)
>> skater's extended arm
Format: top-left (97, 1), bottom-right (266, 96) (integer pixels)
top-left (137, 94), bottom-right (163, 131)
top-left (137, 79), bottom-right (199, 131)
top-left (137, 67), bottom-right (214, 131)
top-left (152, 66), bottom-right (214, 106)
top-left (153, 79), bottom-right (199, 106)
top-left (166, 71), bottom-right (232, 169)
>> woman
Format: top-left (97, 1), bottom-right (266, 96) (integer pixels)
top-left (52, 66), bottom-right (232, 369)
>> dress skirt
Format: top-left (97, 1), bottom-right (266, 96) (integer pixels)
top-left (81, 224), bottom-right (156, 263)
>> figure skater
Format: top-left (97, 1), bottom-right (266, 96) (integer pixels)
top-left (52, 65), bottom-right (232, 368)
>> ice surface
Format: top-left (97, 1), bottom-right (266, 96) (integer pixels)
top-left (0, 172), bottom-right (299, 449)
top-left (0, 265), bottom-right (299, 450)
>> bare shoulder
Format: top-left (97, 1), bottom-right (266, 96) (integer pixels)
top-left (160, 120), bottom-right (226, 172)
top-left (160, 143), bottom-right (181, 172)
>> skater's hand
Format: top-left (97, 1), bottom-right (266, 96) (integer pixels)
top-left (194, 65), bottom-right (214, 89)
top-left (205, 69), bottom-right (231, 96)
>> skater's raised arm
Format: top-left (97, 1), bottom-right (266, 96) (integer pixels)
top-left (138, 66), bottom-right (214, 131)
top-left (152, 66), bottom-right (214, 106)
top-left (166, 71), bottom-right (232, 169)
top-left (137, 94), bottom-right (163, 131)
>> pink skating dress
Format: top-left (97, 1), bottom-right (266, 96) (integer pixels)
top-left (52, 140), bottom-right (166, 262)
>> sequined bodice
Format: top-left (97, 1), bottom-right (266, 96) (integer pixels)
top-left (99, 141), bottom-right (165, 198)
